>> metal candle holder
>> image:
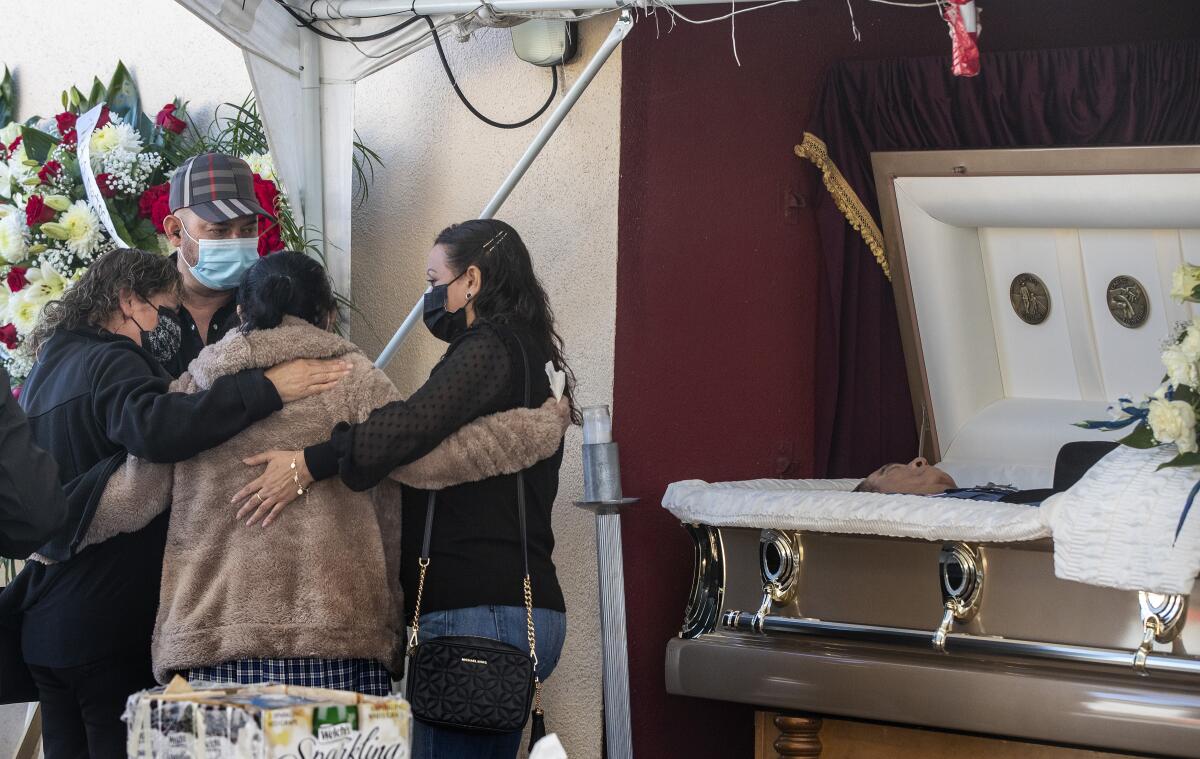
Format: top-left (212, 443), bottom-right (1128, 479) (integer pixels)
top-left (576, 406), bottom-right (635, 759)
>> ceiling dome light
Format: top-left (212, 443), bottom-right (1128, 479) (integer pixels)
top-left (511, 19), bottom-right (578, 67)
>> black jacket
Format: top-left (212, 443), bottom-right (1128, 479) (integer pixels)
top-left (20, 327), bottom-right (282, 560)
top-left (0, 368), bottom-right (68, 559)
top-left (3, 326), bottom-right (282, 666)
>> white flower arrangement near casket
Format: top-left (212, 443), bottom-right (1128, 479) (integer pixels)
top-left (1080, 262), bottom-right (1200, 540)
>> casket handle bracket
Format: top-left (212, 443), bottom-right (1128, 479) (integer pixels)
top-left (752, 530), bottom-right (802, 632)
top-left (680, 524), bottom-right (726, 639)
top-left (1134, 591), bottom-right (1187, 675)
top-left (934, 542), bottom-right (984, 653)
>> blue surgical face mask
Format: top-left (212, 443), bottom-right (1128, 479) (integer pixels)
top-left (180, 221), bottom-right (259, 291)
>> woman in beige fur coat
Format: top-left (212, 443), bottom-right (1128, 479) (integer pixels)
top-left (80, 252), bottom-right (567, 694)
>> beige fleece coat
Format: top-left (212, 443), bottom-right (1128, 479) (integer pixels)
top-left (82, 317), bottom-right (567, 683)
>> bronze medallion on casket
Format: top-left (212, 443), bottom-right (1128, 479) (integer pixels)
top-left (1106, 276), bottom-right (1149, 329)
top-left (1009, 273), bottom-right (1050, 325)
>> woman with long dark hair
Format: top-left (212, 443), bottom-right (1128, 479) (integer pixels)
top-left (235, 220), bottom-right (575, 758)
top-left (3, 248), bottom-right (344, 759)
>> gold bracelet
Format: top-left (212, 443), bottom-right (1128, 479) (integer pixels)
top-left (291, 456), bottom-right (309, 496)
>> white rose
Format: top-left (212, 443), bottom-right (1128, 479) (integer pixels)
top-left (1180, 320), bottom-right (1200, 362)
top-left (1148, 398), bottom-right (1199, 454)
top-left (1173, 263), bottom-right (1200, 303)
top-left (1162, 345), bottom-right (1200, 389)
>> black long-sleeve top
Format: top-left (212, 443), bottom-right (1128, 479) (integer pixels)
top-left (305, 320), bottom-right (566, 617)
top-left (0, 368), bottom-right (67, 559)
top-left (0, 326), bottom-right (282, 666)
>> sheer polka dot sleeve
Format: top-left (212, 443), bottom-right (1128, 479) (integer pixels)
top-left (305, 324), bottom-right (513, 491)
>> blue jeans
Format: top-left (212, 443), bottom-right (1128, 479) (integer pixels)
top-left (411, 605), bottom-right (567, 759)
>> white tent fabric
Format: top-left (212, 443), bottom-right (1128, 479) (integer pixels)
top-left (176, 0), bottom-right (472, 296)
top-left (174, 0), bottom-right (743, 364)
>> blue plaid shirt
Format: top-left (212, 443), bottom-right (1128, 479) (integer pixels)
top-left (187, 658), bottom-right (392, 696)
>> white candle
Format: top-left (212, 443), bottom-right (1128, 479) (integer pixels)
top-left (582, 405), bottom-right (613, 445)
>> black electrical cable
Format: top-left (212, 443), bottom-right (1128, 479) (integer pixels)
top-left (276, 1), bottom-right (423, 42)
top-left (421, 15), bottom-right (558, 129)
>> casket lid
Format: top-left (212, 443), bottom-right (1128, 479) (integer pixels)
top-left (873, 146), bottom-right (1200, 489)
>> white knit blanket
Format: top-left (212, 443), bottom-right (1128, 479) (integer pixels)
top-left (1045, 444), bottom-right (1200, 595)
top-left (662, 478), bottom-right (1050, 543)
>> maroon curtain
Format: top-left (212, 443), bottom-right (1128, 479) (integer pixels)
top-left (806, 38), bottom-right (1200, 478)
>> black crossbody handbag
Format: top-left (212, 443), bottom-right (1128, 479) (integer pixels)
top-left (405, 331), bottom-right (547, 743)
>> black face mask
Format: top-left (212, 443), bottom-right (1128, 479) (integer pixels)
top-left (423, 275), bottom-right (468, 343)
top-left (134, 306), bottom-right (182, 366)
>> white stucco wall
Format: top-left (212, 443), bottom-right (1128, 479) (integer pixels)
top-left (1, 2), bottom-right (616, 755)
top-left (350, 19), bottom-right (618, 757)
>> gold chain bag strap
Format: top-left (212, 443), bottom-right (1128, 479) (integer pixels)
top-left (405, 328), bottom-right (546, 741)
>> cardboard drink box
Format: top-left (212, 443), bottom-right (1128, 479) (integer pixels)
top-left (125, 677), bottom-right (411, 759)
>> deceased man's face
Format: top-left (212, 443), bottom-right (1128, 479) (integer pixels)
top-left (861, 457), bottom-right (957, 495)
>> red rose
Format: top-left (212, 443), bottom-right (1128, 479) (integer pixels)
top-left (155, 104), bottom-right (187, 135)
top-left (138, 182), bottom-right (172, 234)
top-left (252, 175), bottom-right (284, 256)
top-left (0, 324), bottom-right (18, 351)
top-left (6, 267), bottom-right (27, 293)
top-left (95, 173), bottom-right (117, 198)
top-left (96, 106), bottom-right (111, 129)
top-left (55, 111), bottom-right (77, 133)
top-left (7, 135), bottom-right (21, 155)
top-left (38, 160), bottom-right (62, 184)
top-left (55, 113), bottom-right (80, 150)
top-left (24, 195), bottom-right (54, 227)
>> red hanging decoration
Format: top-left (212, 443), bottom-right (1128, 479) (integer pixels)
top-left (942, 0), bottom-right (981, 77)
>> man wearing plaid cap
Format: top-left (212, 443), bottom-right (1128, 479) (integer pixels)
top-left (160, 153), bottom-right (273, 378)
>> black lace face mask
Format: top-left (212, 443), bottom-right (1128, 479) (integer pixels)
top-left (136, 306), bottom-right (182, 366)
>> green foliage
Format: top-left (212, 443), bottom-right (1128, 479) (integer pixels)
top-left (204, 96), bottom-right (270, 157)
top-left (1175, 384), bottom-right (1200, 407)
top-left (0, 67), bottom-right (14, 128)
top-left (1158, 452), bottom-right (1200, 471)
top-left (105, 61), bottom-right (141, 128)
top-left (1120, 422), bottom-right (1158, 449)
top-left (19, 125), bottom-right (59, 162)
top-left (353, 132), bottom-right (383, 208)
top-left (86, 77), bottom-right (106, 111)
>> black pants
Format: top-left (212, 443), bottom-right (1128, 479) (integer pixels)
top-left (29, 652), bottom-right (156, 759)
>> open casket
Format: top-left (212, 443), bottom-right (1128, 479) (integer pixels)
top-left (664, 146), bottom-right (1200, 757)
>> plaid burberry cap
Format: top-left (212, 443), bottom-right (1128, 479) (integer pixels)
top-left (168, 153), bottom-right (275, 223)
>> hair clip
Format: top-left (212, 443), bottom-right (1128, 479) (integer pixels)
top-left (480, 229), bottom-right (509, 254)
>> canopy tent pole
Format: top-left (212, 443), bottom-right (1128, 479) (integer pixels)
top-left (374, 10), bottom-right (634, 369)
top-left (299, 33), bottom-right (327, 260)
top-left (310, 0), bottom-right (738, 16)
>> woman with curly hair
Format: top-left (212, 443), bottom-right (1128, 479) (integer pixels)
top-left (0, 248), bottom-right (346, 759)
